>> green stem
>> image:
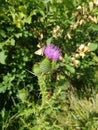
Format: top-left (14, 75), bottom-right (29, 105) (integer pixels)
top-left (38, 74), bottom-right (48, 106)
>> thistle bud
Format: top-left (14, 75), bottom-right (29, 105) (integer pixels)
top-left (40, 58), bottom-right (51, 73)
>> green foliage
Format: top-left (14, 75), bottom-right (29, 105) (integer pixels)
top-left (0, 0), bottom-right (98, 130)
top-left (0, 51), bottom-right (7, 64)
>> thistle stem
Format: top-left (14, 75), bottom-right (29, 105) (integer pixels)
top-left (38, 75), bottom-right (48, 106)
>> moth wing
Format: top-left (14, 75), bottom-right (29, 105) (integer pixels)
top-left (34, 47), bottom-right (45, 56)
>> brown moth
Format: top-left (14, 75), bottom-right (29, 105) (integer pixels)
top-left (34, 42), bottom-right (45, 56)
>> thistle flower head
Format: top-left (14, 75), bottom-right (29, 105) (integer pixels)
top-left (44, 44), bottom-right (61, 61)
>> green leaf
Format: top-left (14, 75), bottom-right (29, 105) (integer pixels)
top-left (43, 0), bottom-right (51, 5)
top-left (94, 56), bottom-right (98, 63)
top-left (0, 51), bottom-right (7, 64)
top-left (0, 83), bottom-right (8, 93)
top-left (10, 38), bottom-right (15, 46)
top-left (66, 65), bottom-right (75, 74)
top-left (0, 29), bottom-right (6, 38)
top-left (88, 43), bottom-right (98, 51)
top-left (33, 64), bottom-right (41, 76)
top-left (26, 16), bottom-right (32, 24)
top-left (52, 60), bottom-right (58, 71)
top-left (46, 37), bottom-right (53, 44)
top-left (17, 89), bottom-right (28, 102)
top-left (0, 73), bottom-right (15, 93)
top-left (14, 33), bottom-right (22, 38)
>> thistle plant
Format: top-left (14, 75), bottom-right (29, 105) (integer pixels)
top-left (33, 44), bottom-right (61, 106)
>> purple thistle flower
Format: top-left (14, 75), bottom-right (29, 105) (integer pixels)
top-left (44, 44), bottom-right (61, 61)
